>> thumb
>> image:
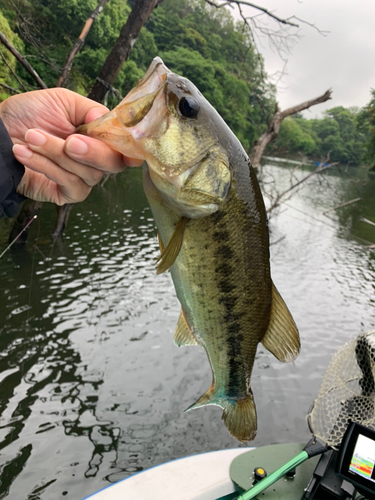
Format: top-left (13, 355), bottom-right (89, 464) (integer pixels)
top-left (85, 106), bottom-right (110, 124)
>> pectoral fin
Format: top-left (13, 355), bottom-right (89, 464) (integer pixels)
top-left (174, 310), bottom-right (198, 347)
top-left (261, 283), bottom-right (300, 363)
top-left (156, 217), bottom-right (189, 274)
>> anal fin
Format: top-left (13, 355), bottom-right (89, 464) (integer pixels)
top-left (261, 283), bottom-right (300, 363)
top-left (174, 309), bottom-right (198, 347)
top-left (156, 217), bottom-right (188, 274)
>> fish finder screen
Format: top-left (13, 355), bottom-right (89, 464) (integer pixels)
top-left (349, 434), bottom-right (375, 483)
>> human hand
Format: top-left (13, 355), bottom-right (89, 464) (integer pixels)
top-left (0, 88), bottom-right (143, 205)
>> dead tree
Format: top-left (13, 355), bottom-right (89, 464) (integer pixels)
top-left (88, 0), bottom-right (160, 103)
top-left (57, 0), bottom-right (111, 88)
top-left (250, 89), bottom-right (332, 168)
top-left (53, 0), bottom-right (160, 237)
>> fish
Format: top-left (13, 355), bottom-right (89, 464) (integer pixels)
top-left (79, 57), bottom-right (300, 442)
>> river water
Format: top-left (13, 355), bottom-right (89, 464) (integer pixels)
top-left (0, 162), bottom-right (374, 499)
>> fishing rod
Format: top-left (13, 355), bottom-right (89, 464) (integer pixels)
top-left (0, 215), bottom-right (37, 259)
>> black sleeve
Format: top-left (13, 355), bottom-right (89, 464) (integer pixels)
top-left (0, 118), bottom-right (26, 219)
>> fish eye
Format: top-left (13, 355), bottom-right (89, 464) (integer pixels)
top-left (178, 96), bottom-right (199, 118)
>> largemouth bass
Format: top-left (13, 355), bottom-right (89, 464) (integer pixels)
top-left (79, 57), bottom-right (300, 442)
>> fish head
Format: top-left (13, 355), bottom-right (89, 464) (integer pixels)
top-left (80, 57), bottom-right (231, 218)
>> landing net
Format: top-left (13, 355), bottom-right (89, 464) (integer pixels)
top-left (307, 330), bottom-right (375, 449)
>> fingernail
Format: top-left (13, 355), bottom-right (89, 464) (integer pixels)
top-left (66, 137), bottom-right (88, 155)
top-left (25, 129), bottom-right (46, 146)
top-left (13, 144), bottom-right (33, 159)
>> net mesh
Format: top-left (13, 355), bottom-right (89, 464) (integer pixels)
top-left (307, 330), bottom-right (375, 450)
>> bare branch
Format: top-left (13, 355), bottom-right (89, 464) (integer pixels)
top-left (267, 163), bottom-right (333, 214)
top-left (292, 16), bottom-right (330, 36)
top-left (0, 82), bottom-right (22, 94)
top-left (204, 0), bottom-right (235, 9)
top-left (204, 0), bottom-right (299, 27)
top-left (250, 89), bottom-right (332, 168)
top-left (279, 89), bottom-right (332, 119)
top-left (0, 48), bottom-right (28, 92)
top-left (57, 0), bottom-right (111, 87)
top-left (0, 30), bottom-right (48, 89)
top-left (322, 197), bottom-right (361, 215)
top-left (203, 0), bottom-right (328, 83)
top-left (8, 0), bottom-right (58, 73)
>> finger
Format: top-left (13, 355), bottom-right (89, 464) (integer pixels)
top-left (65, 134), bottom-right (129, 173)
top-left (23, 129), bottom-right (104, 187)
top-left (56, 89), bottom-right (110, 128)
top-left (123, 157), bottom-right (144, 168)
top-left (85, 106), bottom-right (110, 124)
top-left (14, 147), bottom-right (92, 205)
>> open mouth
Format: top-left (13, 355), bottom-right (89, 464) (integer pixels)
top-left (78, 58), bottom-right (170, 159)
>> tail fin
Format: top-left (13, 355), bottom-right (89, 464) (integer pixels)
top-left (185, 387), bottom-right (257, 442)
top-left (223, 395), bottom-right (257, 442)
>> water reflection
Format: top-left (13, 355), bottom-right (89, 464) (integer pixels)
top-left (0, 165), bottom-right (374, 499)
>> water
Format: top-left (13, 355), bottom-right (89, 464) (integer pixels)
top-left (0, 163), bottom-right (374, 499)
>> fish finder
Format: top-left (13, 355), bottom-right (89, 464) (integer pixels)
top-left (336, 422), bottom-right (375, 499)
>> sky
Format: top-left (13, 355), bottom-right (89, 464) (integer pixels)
top-left (231, 0), bottom-right (375, 117)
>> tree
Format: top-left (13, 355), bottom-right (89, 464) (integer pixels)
top-left (269, 106), bottom-right (369, 166)
top-left (87, 0), bottom-right (160, 102)
top-left (0, 11), bottom-right (25, 96)
top-left (357, 90), bottom-right (375, 168)
top-left (250, 90), bottom-right (332, 168)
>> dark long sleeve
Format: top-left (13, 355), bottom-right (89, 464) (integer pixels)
top-left (0, 118), bottom-right (26, 218)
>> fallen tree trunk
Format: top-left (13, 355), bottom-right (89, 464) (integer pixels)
top-left (250, 89), bottom-right (332, 168)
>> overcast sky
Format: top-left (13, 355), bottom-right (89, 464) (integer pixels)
top-left (231, 0), bottom-right (375, 117)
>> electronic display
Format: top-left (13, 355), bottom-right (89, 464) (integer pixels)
top-left (336, 422), bottom-right (375, 497)
top-left (348, 434), bottom-right (375, 483)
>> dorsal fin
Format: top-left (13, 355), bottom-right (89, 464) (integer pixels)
top-left (261, 283), bottom-right (300, 363)
top-left (156, 217), bottom-right (188, 274)
top-left (174, 309), bottom-right (198, 347)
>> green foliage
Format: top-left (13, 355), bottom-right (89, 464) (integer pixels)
top-left (357, 90), bottom-right (375, 168)
top-left (0, 0), bottom-right (371, 163)
top-left (146, 0), bottom-right (274, 148)
top-left (0, 11), bottom-right (24, 99)
top-left (270, 106), bottom-right (368, 166)
top-left (0, 0), bottom-right (275, 150)
top-left (274, 118), bottom-right (315, 155)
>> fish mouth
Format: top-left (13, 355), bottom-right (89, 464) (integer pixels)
top-left (78, 57), bottom-right (170, 159)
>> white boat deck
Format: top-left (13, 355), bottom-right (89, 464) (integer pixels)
top-left (83, 448), bottom-right (253, 500)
